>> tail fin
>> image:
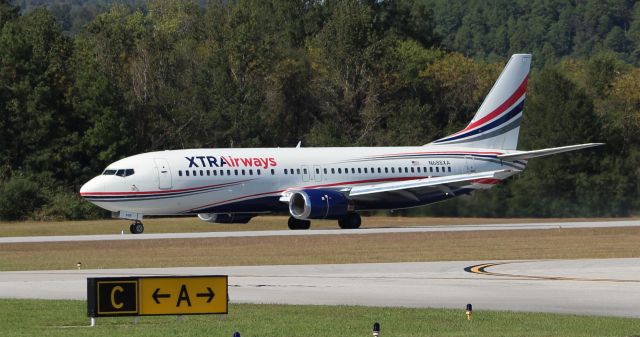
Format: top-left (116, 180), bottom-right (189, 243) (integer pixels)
top-left (431, 54), bottom-right (532, 150)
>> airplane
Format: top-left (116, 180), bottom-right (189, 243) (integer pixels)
top-left (80, 54), bottom-right (603, 234)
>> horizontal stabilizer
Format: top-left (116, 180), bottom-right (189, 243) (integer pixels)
top-left (497, 143), bottom-right (604, 161)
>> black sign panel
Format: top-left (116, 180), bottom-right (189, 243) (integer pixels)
top-left (87, 277), bottom-right (139, 317)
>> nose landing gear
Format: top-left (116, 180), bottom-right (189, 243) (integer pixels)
top-left (129, 221), bottom-right (144, 234)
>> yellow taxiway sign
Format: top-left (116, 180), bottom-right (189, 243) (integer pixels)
top-left (139, 276), bottom-right (227, 315)
top-left (87, 275), bottom-right (227, 317)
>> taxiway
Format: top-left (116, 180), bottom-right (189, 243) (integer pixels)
top-left (0, 259), bottom-right (638, 317)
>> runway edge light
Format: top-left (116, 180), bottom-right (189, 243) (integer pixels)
top-left (466, 303), bottom-right (473, 320)
top-left (373, 321), bottom-right (380, 337)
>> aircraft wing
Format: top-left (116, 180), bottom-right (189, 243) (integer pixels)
top-left (347, 169), bottom-right (519, 199)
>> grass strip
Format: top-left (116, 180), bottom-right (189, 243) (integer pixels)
top-left (1, 227), bottom-right (639, 271)
top-left (0, 299), bottom-right (638, 337)
top-left (0, 216), bottom-right (633, 237)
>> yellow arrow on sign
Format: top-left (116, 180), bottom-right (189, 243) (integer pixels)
top-left (139, 276), bottom-right (227, 315)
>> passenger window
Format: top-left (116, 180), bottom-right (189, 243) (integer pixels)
top-left (257, 169), bottom-right (261, 175)
top-left (344, 168), bottom-right (348, 174)
top-left (284, 169), bottom-right (288, 174)
top-left (378, 167), bottom-right (381, 173)
top-left (442, 166), bottom-right (445, 173)
top-left (332, 168), bottom-right (335, 174)
top-left (178, 170), bottom-right (183, 177)
top-left (385, 167), bottom-right (389, 173)
top-left (448, 167), bottom-right (452, 173)
top-left (249, 169), bottom-right (253, 175)
top-left (227, 170), bottom-right (231, 175)
top-left (206, 170), bottom-right (210, 176)
top-left (411, 167), bottom-right (415, 173)
top-left (316, 168), bottom-right (320, 174)
top-left (430, 167), bottom-right (433, 173)
top-left (436, 167), bottom-right (439, 172)
top-left (271, 169), bottom-right (275, 175)
top-left (351, 168), bottom-right (355, 174)
top-left (403, 167), bottom-right (408, 173)
top-left (358, 168), bottom-right (362, 174)
top-left (234, 170), bottom-right (238, 176)
top-left (192, 170), bottom-right (197, 176)
top-left (186, 170), bottom-right (190, 176)
top-left (364, 168), bottom-right (368, 173)
top-left (213, 170), bottom-right (218, 176)
top-left (324, 168), bottom-right (327, 174)
top-left (338, 168), bottom-right (342, 174)
top-left (296, 169), bottom-right (301, 174)
top-left (416, 167), bottom-right (420, 173)
top-left (242, 169), bottom-right (246, 175)
top-left (200, 170), bottom-right (204, 176)
top-left (220, 170), bottom-right (224, 176)
top-left (391, 168), bottom-right (395, 173)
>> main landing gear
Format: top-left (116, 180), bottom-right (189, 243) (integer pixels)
top-left (338, 212), bottom-right (361, 229)
top-left (287, 213), bottom-right (362, 230)
top-left (288, 216), bottom-right (311, 230)
top-left (130, 221), bottom-right (144, 234)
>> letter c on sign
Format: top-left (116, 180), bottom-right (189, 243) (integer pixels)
top-left (111, 286), bottom-right (124, 309)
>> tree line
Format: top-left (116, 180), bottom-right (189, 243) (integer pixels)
top-left (0, 0), bottom-right (638, 220)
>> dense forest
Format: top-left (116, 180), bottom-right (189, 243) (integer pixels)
top-left (1, 0), bottom-right (639, 220)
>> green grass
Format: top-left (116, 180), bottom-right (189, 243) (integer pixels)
top-left (0, 299), bottom-right (638, 337)
top-left (1, 216), bottom-right (633, 237)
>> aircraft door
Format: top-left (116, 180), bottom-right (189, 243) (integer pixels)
top-left (301, 165), bottom-right (310, 182)
top-left (465, 156), bottom-right (476, 173)
top-left (154, 158), bottom-right (172, 189)
top-left (313, 165), bottom-right (322, 182)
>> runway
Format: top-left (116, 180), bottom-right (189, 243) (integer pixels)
top-left (1, 258), bottom-right (638, 317)
top-left (1, 219), bottom-right (638, 243)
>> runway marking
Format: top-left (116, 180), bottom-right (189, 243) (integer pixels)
top-left (464, 261), bottom-right (640, 283)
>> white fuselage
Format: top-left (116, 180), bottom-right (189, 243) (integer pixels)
top-left (80, 145), bottom-right (525, 216)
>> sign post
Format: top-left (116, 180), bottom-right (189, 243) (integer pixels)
top-left (87, 275), bottom-right (228, 325)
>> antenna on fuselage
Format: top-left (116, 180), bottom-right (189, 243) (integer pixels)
top-left (296, 141), bottom-right (302, 148)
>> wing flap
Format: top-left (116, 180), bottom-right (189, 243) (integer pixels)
top-left (348, 170), bottom-right (518, 197)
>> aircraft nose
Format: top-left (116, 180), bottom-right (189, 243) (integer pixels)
top-left (80, 176), bottom-right (104, 196)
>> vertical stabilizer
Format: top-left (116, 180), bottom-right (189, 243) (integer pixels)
top-left (431, 54), bottom-right (531, 150)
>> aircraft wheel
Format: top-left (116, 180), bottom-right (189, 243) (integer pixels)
top-left (130, 222), bottom-right (144, 234)
top-left (288, 216), bottom-right (311, 230)
top-left (338, 212), bottom-right (361, 229)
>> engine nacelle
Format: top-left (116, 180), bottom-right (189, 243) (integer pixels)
top-left (197, 213), bottom-right (254, 224)
top-left (289, 189), bottom-right (352, 220)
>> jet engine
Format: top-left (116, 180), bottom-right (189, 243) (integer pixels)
top-left (197, 213), bottom-right (254, 224)
top-left (288, 189), bottom-right (353, 220)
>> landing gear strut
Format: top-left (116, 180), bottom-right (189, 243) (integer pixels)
top-left (288, 216), bottom-right (311, 230)
top-left (338, 212), bottom-right (361, 229)
top-left (130, 221), bottom-right (144, 234)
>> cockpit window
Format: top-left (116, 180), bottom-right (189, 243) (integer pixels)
top-left (104, 169), bottom-right (135, 177)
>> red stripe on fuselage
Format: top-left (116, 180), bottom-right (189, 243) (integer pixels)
top-left (80, 180), bottom-right (250, 197)
top-left (374, 150), bottom-right (503, 157)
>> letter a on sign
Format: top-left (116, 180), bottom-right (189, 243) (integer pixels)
top-left (177, 284), bottom-right (191, 307)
